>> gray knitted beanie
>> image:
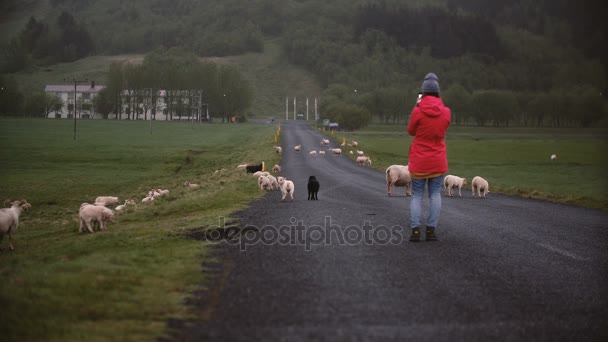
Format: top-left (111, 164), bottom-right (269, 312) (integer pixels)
top-left (421, 72), bottom-right (440, 93)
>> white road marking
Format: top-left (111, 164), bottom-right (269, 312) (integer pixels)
top-left (537, 243), bottom-right (588, 261)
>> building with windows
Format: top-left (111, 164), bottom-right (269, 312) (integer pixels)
top-left (44, 82), bottom-right (105, 119)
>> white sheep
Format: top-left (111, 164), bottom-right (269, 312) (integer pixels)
top-left (356, 150), bottom-right (364, 156)
top-left (309, 150), bottom-right (317, 156)
top-left (356, 156), bottom-right (372, 166)
top-left (0, 199), bottom-right (31, 251)
top-left (331, 148), bottom-right (342, 155)
top-left (184, 181), bottom-right (201, 189)
top-left (253, 171), bottom-right (270, 178)
top-left (266, 175), bottom-right (279, 190)
top-left (318, 150), bottom-right (326, 156)
top-left (79, 203), bottom-right (114, 233)
top-left (351, 141), bottom-right (358, 147)
top-left (258, 175), bottom-right (272, 191)
top-left (272, 164), bottom-right (281, 173)
top-left (471, 176), bottom-right (490, 198)
top-left (278, 176), bottom-right (295, 202)
top-left (443, 175), bottom-right (467, 197)
top-left (115, 200), bottom-right (129, 211)
top-left (274, 146), bottom-right (283, 154)
top-left (294, 145), bottom-right (301, 152)
top-left (94, 196), bottom-right (119, 207)
top-left (157, 189), bottom-right (170, 196)
top-left (320, 139), bottom-right (330, 146)
top-left (385, 165), bottom-right (412, 196)
top-left (142, 196), bottom-right (154, 203)
top-left (550, 154), bottom-right (557, 161)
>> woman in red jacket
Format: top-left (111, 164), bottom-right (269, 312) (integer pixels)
top-left (407, 72), bottom-right (451, 242)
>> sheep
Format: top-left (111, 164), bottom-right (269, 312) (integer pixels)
top-left (472, 176), bottom-right (490, 198)
top-left (294, 145), bottom-right (301, 152)
top-left (356, 156), bottom-right (372, 166)
top-left (94, 196), bottom-right (119, 207)
top-left (142, 196), bottom-right (154, 203)
top-left (551, 154), bottom-right (557, 161)
top-left (266, 175), bottom-right (280, 190)
top-left (150, 190), bottom-right (162, 198)
top-left (115, 200), bottom-right (129, 211)
top-left (278, 176), bottom-right (295, 202)
top-left (331, 148), bottom-right (342, 155)
top-left (351, 141), bottom-right (359, 147)
top-left (157, 189), bottom-right (170, 196)
top-left (320, 139), bottom-right (330, 146)
top-left (309, 150), bottom-right (317, 156)
top-left (318, 150), bottom-right (326, 156)
top-left (349, 150), bottom-right (353, 155)
top-left (79, 203), bottom-right (114, 233)
top-left (253, 171), bottom-right (270, 178)
top-left (272, 164), bottom-right (281, 173)
top-left (356, 150), bottom-right (364, 156)
top-left (0, 199), bottom-right (31, 251)
top-left (246, 163), bottom-right (264, 173)
top-left (126, 198), bottom-right (137, 205)
top-left (385, 165), bottom-right (412, 197)
top-left (184, 181), bottom-right (201, 189)
top-left (443, 175), bottom-right (467, 197)
top-left (275, 146), bottom-right (283, 154)
top-left (258, 175), bottom-right (272, 191)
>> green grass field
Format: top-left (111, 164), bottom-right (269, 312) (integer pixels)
top-left (334, 125), bottom-right (608, 209)
top-left (0, 118), bottom-right (281, 341)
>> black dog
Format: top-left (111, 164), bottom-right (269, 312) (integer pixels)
top-left (245, 163), bottom-right (263, 173)
top-left (307, 176), bottom-right (320, 200)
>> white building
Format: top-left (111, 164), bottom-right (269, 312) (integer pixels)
top-left (45, 83), bottom-right (105, 119)
top-left (45, 85), bottom-right (208, 121)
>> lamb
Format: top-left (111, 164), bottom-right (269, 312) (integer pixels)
top-left (471, 176), bottom-right (490, 198)
top-left (184, 181), bottom-right (201, 189)
top-left (331, 148), bottom-right (342, 155)
top-left (157, 189), bottom-right (170, 196)
top-left (443, 175), bottom-right (467, 197)
top-left (94, 196), bottom-right (119, 207)
top-left (142, 196), bottom-right (154, 203)
top-left (351, 141), bottom-right (358, 147)
top-left (0, 199), bottom-right (31, 251)
top-left (278, 176), bottom-right (295, 202)
top-left (294, 145), bottom-right (301, 152)
top-left (318, 150), bottom-right (325, 156)
top-left (272, 164), bottom-right (281, 173)
top-left (356, 156), bottom-right (372, 166)
top-left (357, 150), bottom-right (364, 156)
top-left (253, 171), bottom-right (270, 178)
top-left (385, 165), bottom-right (412, 196)
top-left (275, 146), bottom-right (283, 154)
top-left (550, 154), bottom-right (557, 161)
top-left (266, 175), bottom-right (279, 190)
top-left (258, 175), bottom-right (272, 191)
top-left (320, 139), bottom-right (330, 146)
top-left (79, 203), bottom-right (115, 233)
top-left (309, 150), bottom-right (317, 156)
top-left (115, 200), bottom-right (130, 211)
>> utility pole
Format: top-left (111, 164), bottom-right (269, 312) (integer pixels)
top-left (65, 77), bottom-right (89, 141)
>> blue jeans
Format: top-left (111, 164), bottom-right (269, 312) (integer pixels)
top-left (410, 176), bottom-right (443, 229)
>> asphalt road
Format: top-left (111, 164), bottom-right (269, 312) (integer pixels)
top-left (167, 120), bottom-right (608, 341)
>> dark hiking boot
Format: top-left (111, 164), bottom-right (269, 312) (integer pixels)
top-left (425, 227), bottom-right (438, 241)
top-left (409, 227), bottom-right (421, 242)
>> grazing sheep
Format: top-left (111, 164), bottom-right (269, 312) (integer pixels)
top-left (385, 165), bottom-right (412, 197)
top-left (443, 175), bottom-right (467, 197)
top-left (79, 203), bottom-right (114, 233)
top-left (356, 150), bottom-right (364, 156)
top-left (157, 189), bottom-right (170, 196)
top-left (351, 141), bottom-right (358, 147)
top-left (184, 181), bottom-right (201, 189)
top-left (278, 176), bottom-right (295, 202)
top-left (349, 150), bottom-right (353, 155)
top-left (356, 156), bottom-right (372, 166)
top-left (472, 176), bottom-right (490, 198)
top-left (142, 196), bottom-right (154, 203)
top-left (318, 150), bottom-right (326, 156)
top-left (309, 150), bottom-right (317, 156)
top-left (94, 196), bottom-right (119, 207)
top-left (246, 163), bottom-right (264, 173)
top-left (331, 148), bottom-right (342, 155)
top-left (127, 198), bottom-right (137, 205)
top-left (0, 199), bottom-right (31, 251)
top-left (294, 145), bottom-right (301, 152)
top-left (272, 164), bottom-right (281, 173)
top-left (275, 146), bottom-right (283, 154)
top-left (320, 139), bottom-right (330, 146)
top-left (551, 154), bottom-right (557, 161)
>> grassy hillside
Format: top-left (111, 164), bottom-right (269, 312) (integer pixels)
top-left (12, 41), bottom-right (321, 118)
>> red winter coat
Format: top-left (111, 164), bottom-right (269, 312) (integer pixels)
top-left (407, 95), bottom-right (451, 174)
